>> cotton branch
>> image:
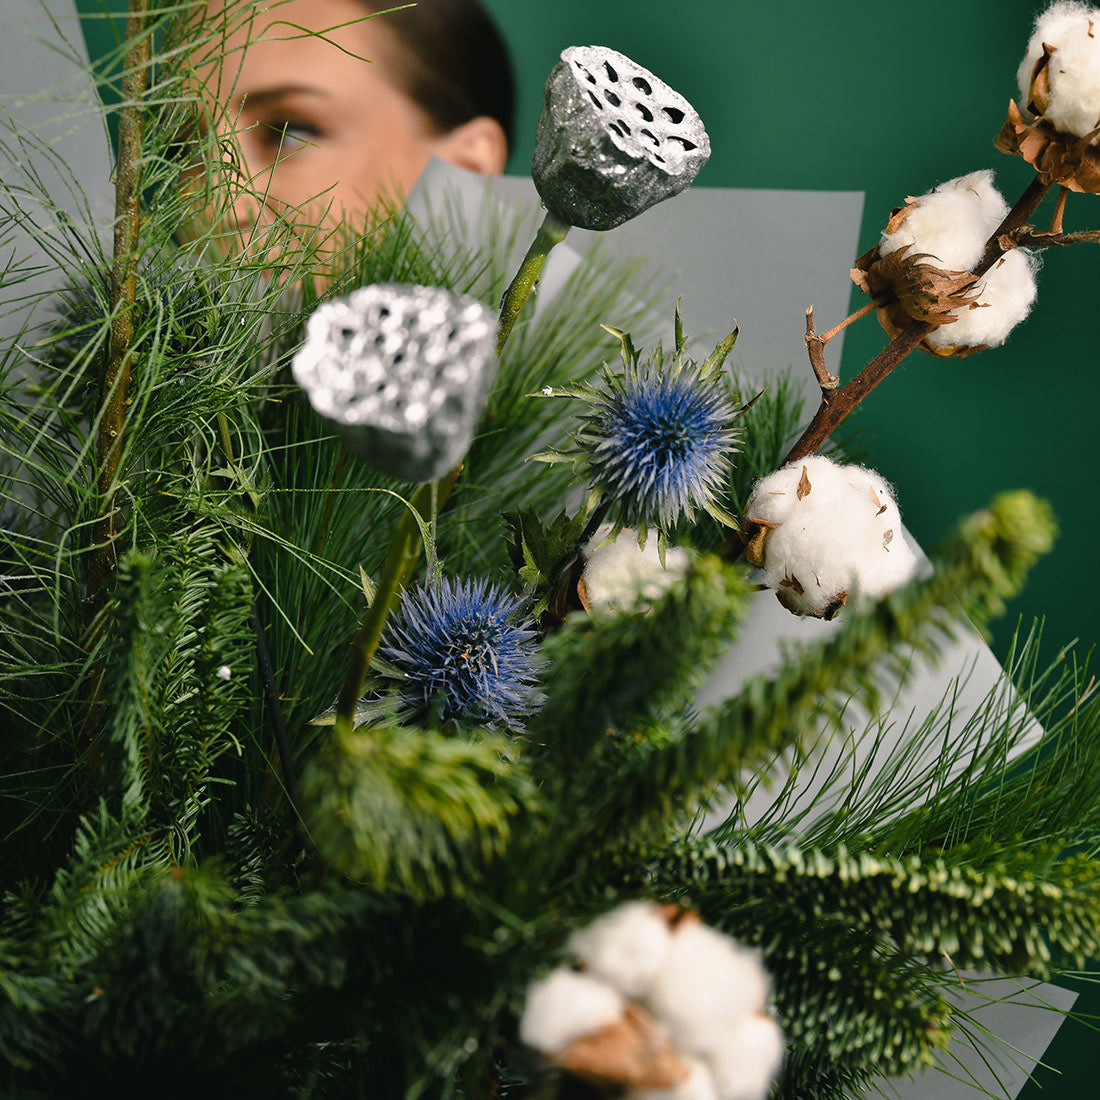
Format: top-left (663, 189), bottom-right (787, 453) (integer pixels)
top-left (803, 302), bottom-right (878, 394)
top-left (783, 176), bottom-right (1051, 467)
top-left (724, 176), bottom-right (1055, 564)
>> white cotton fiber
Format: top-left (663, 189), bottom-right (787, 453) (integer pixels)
top-left (879, 171), bottom-right (1006, 271)
top-left (926, 248), bottom-right (1039, 352)
top-left (582, 525), bottom-right (690, 615)
top-left (745, 455), bottom-right (919, 619)
top-left (569, 901), bottom-right (674, 1000)
top-left (627, 1058), bottom-right (720, 1100)
top-left (647, 922), bottom-right (770, 1057)
top-left (519, 967), bottom-right (624, 1054)
top-left (1017, 3), bottom-right (1100, 139)
top-left (705, 1015), bottom-right (786, 1100)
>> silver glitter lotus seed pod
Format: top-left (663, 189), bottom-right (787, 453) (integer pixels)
top-left (531, 45), bottom-right (711, 231)
top-left (292, 283), bottom-right (498, 482)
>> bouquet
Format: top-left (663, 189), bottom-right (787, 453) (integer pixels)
top-left (2, 3), bottom-right (1100, 1097)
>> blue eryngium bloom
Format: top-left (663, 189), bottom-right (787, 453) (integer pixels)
top-left (536, 317), bottom-right (742, 542)
top-left (379, 576), bottom-right (542, 731)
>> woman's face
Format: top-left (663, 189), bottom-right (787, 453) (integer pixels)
top-left (194, 0), bottom-right (496, 243)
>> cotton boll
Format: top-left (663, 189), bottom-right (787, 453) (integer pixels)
top-left (520, 968), bottom-right (625, 1054)
top-left (569, 902), bottom-right (674, 1000)
top-left (1017, 3), bottom-right (1093, 107)
top-left (1045, 21), bottom-right (1100, 138)
top-left (879, 189), bottom-right (990, 272)
top-left (1017, 3), bottom-right (1100, 139)
top-left (926, 249), bottom-right (1039, 353)
top-left (628, 1058), bottom-right (719, 1100)
top-left (705, 1015), bottom-right (785, 1100)
top-left (647, 923), bottom-right (770, 1057)
top-left (879, 171), bottom-right (1009, 272)
top-left (936, 170), bottom-right (1009, 231)
top-left (582, 525), bottom-right (690, 615)
top-left (745, 456), bottom-right (919, 619)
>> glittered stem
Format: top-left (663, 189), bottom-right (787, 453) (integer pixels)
top-left (496, 210), bottom-right (570, 356)
top-left (332, 470), bottom-right (460, 737)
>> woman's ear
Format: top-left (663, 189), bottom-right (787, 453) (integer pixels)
top-left (433, 115), bottom-right (509, 175)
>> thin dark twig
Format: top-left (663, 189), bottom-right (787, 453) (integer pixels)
top-left (804, 307), bottom-right (839, 392)
top-left (252, 603), bottom-right (308, 852)
top-left (252, 603), bottom-right (300, 806)
top-left (1050, 186), bottom-right (1069, 235)
top-left (819, 299), bottom-right (878, 343)
top-left (1010, 227), bottom-right (1100, 248)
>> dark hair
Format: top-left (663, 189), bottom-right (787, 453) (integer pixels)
top-left (364, 0), bottom-right (516, 149)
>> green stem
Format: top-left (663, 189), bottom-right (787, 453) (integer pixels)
top-left (329, 209), bottom-right (570, 733)
top-left (332, 469), bottom-right (460, 736)
top-left (83, 0), bottom-right (149, 632)
top-left (496, 210), bottom-right (570, 356)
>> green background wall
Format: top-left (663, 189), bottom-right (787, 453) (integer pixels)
top-left (75, 1), bottom-right (1098, 1094)
top-left (481, 0), bottom-right (1096, 675)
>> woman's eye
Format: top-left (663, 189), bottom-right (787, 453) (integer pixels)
top-left (260, 120), bottom-right (322, 150)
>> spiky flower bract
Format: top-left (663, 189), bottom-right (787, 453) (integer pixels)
top-left (537, 313), bottom-right (742, 546)
top-left (378, 575), bottom-right (543, 731)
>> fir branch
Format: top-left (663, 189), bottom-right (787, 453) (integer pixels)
top-left (301, 725), bottom-right (539, 896)
top-left (655, 837), bottom-right (1100, 978)
top-left (527, 555), bottom-right (751, 774)
top-left (689, 491), bottom-right (1056, 790)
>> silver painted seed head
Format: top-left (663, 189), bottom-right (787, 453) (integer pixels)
top-left (531, 45), bottom-right (711, 231)
top-left (292, 283), bottom-right (498, 482)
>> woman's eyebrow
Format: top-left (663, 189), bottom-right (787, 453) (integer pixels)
top-left (239, 85), bottom-right (332, 108)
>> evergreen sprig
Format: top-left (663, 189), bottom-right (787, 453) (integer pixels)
top-left (302, 726), bottom-right (539, 896)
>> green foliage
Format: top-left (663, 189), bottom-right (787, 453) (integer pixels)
top-left (302, 726), bottom-right (538, 897)
top-left (502, 505), bottom-right (591, 618)
top-left (690, 491), bottom-right (1058, 789)
top-left (98, 535), bottom-right (253, 849)
top-left (0, 3), bottom-right (1094, 1097)
top-left (528, 555), bottom-right (751, 777)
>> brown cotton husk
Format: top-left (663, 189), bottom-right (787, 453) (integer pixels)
top-left (555, 1003), bottom-right (689, 1089)
top-left (851, 242), bottom-right (984, 358)
top-left (743, 517), bottom-right (779, 568)
top-left (996, 98), bottom-right (1100, 194)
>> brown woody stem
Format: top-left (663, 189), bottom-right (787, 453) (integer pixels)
top-left (79, 1), bottom-right (149, 775)
top-left (84, 0), bottom-right (149, 632)
top-left (1050, 186), bottom-right (1069, 235)
top-left (803, 307), bottom-right (839, 392)
top-left (1011, 227), bottom-right (1100, 248)
top-left (819, 299), bottom-right (878, 343)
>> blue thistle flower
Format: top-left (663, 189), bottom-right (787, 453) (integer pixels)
top-left (539, 318), bottom-right (742, 540)
top-left (378, 576), bottom-right (543, 731)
